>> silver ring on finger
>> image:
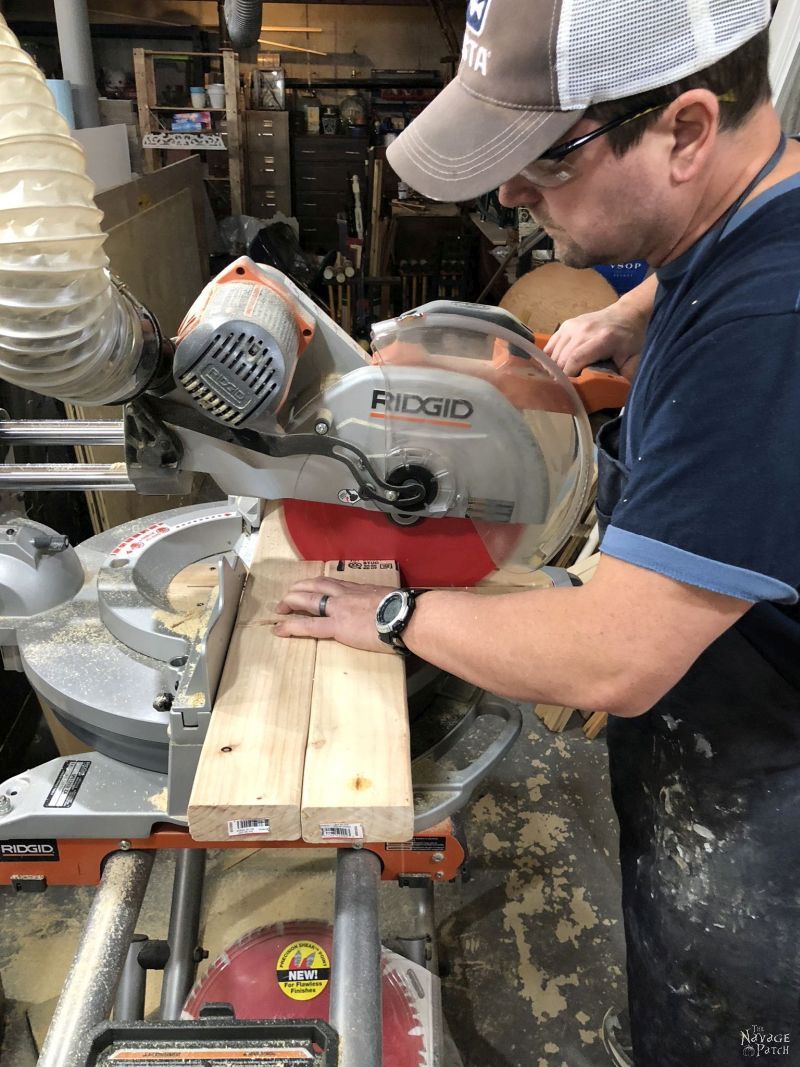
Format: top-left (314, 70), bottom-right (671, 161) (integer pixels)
top-left (318, 594), bottom-right (330, 618)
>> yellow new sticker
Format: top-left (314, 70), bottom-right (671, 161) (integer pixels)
top-left (276, 940), bottom-right (331, 1001)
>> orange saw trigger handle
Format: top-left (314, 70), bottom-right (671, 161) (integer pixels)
top-left (533, 330), bottom-right (630, 414)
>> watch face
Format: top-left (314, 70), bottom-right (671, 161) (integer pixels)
top-left (377, 591), bottom-right (408, 634)
top-left (381, 596), bottom-right (403, 624)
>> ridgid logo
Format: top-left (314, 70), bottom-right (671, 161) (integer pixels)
top-left (466, 0), bottom-right (493, 36)
top-left (370, 389), bottom-right (474, 422)
top-left (741, 1025), bottom-right (791, 1057)
top-left (0, 839), bottom-right (60, 862)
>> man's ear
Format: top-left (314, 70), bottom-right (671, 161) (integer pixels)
top-left (665, 89), bottom-right (719, 183)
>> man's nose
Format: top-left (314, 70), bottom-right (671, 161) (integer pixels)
top-left (498, 176), bottom-right (543, 208)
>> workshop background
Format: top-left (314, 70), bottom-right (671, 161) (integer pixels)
top-left (1, 1), bottom-right (799, 1065)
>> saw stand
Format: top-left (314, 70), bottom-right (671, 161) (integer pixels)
top-left (11, 682), bottom-right (519, 1067)
top-left (35, 845), bottom-right (422, 1066)
top-left (0, 432), bottom-right (539, 1065)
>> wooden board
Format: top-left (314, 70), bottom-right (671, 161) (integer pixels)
top-left (534, 703), bottom-right (575, 733)
top-left (187, 534), bottom-right (323, 841)
top-left (64, 159), bottom-right (210, 535)
top-left (568, 551), bottom-right (601, 584)
top-left (300, 560), bottom-right (414, 845)
top-left (583, 711), bottom-right (608, 739)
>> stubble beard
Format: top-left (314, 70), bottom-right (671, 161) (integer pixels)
top-left (550, 235), bottom-right (599, 269)
top-left (532, 198), bottom-right (665, 269)
top-left (530, 211), bottom-right (602, 269)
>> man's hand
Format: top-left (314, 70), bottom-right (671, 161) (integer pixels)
top-left (544, 305), bottom-right (644, 377)
top-left (543, 273), bottom-right (657, 379)
top-left (274, 577), bottom-right (395, 653)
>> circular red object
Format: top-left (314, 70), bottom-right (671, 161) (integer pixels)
top-left (282, 501), bottom-right (524, 587)
top-left (183, 921), bottom-right (427, 1067)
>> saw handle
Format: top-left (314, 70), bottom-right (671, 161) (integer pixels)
top-left (532, 330), bottom-right (630, 414)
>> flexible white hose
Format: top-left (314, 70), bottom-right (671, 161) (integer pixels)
top-left (0, 16), bottom-right (144, 405)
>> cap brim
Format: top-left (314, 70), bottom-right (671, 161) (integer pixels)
top-left (387, 77), bottom-right (583, 202)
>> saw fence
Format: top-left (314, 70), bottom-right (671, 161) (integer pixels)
top-left (187, 516), bottom-right (414, 845)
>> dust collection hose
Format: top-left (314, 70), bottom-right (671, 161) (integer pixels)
top-left (0, 15), bottom-right (160, 406)
top-left (223, 0), bottom-right (264, 50)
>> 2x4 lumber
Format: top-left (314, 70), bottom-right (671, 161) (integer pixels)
top-left (583, 712), bottom-right (608, 740)
top-left (187, 542), bottom-right (323, 841)
top-left (301, 560), bottom-right (414, 844)
top-left (535, 703), bottom-right (576, 733)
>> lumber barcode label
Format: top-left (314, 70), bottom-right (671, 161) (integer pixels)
top-left (319, 822), bottom-right (364, 840)
top-left (227, 818), bottom-right (270, 836)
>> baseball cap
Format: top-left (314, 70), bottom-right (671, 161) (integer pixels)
top-left (387, 0), bottom-right (771, 202)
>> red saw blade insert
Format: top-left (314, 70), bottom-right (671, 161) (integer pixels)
top-left (282, 501), bottom-right (525, 587)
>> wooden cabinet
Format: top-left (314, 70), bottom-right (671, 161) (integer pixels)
top-left (291, 134), bottom-right (369, 251)
top-left (245, 110), bottom-right (291, 218)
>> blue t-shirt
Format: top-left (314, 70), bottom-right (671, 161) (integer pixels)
top-left (599, 173), bottom-right (800, 686)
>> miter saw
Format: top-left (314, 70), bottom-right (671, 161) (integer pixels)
top-left (0, 257), bottom-right (627, 1067)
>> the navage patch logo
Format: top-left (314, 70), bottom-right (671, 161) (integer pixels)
top-left (371, 389), bottom-right (473, 422)
top-left (0, 840), bottom-right (60, 862)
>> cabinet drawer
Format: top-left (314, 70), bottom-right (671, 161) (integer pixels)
top-left (293, 135), bottom-right (368, 160)
top-left (293, 163), bottom-right (364, 193)
top-left (248, 153), bottom-right (291, 187)
top-left (246, 111), bottom-right (290, 138)
top-left (248, 184), bottom-right (292, 216)
top-left (299, 215), bottom-right (343, 250)
top-left (293, 189), bottom-right (348, 217)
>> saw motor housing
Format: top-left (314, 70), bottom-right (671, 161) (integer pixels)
top-left (173, 259), bottom-right (316, 434)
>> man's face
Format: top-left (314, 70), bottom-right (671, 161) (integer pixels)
top-left (499, 118), bottom-right (677, 268)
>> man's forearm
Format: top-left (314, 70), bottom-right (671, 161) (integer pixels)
top-left (275, 552), bottom-right (748, 718)
top-left (402, 585), bottom-right (626, 714)
top-left (610, 274), bottom-right (658, 376)
top-left (399, 548), bottom-right (748, 717)
top-left (615, 273), bottom-right (658, 329)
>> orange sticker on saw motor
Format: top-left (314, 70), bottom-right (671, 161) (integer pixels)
top-left (276, 940), bottom-right (331, 1001)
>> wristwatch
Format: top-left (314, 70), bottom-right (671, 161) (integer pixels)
top-left (375, 588), bottom-right (427, 655)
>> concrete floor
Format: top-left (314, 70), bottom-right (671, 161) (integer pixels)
top-left (0, 705), bottom-right (625, 1067)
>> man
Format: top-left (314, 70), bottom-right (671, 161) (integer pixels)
top-left (276, 1), bottom-right (800, 1063)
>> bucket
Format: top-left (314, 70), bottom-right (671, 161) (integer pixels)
top-left (207, 83), bottom-right (225, 109)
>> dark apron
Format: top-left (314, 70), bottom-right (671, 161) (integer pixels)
top-left (598, 138), bottom-right (800, 1065)
top-left (608, 630), bottom-right (800, 1065)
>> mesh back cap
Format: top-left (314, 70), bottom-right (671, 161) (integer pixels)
top-left (387, 0), bottom-right (771, 202)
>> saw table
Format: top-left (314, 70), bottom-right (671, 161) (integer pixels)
top-left (0, 495), bottom-right (583, 1067)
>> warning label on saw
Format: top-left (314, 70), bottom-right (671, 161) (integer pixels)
top-left (276, 940), bottom-right (331, 1001)
top-left (44, 760), bottom-right (91, 808)
top-left (385, 836), bottom-right (447, 852)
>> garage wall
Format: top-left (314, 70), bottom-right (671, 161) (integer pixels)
top-left (4, 1), bottom-right (465, 79)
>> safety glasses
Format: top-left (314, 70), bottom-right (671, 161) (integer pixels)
top-left (519, 91), bottom-right (736, 188)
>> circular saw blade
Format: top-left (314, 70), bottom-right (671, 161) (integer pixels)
top-left (183, 920), bottom-right (428, 1066)
top-left (282, 500), bottom-right (525, 587)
